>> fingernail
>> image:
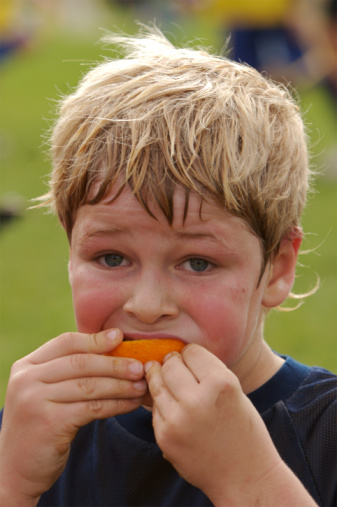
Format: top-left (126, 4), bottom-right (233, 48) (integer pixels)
top-left (163, 352), bottom-right (176, 362)
top-left (134, 380), bottom-right (147, 392)
top-left (128, 361), bottom-right (143, 375)
top-left (144, 361), bottom-right (154, 373)
top-left (106, 329), bottom-right (119, 341)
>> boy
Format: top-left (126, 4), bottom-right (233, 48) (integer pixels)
top-left (0, 26), bottom-right (336, 506)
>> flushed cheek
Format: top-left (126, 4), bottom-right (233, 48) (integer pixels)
top-left (71, 275), bottom-right (122, 333)
top-left (189, 286), bottom-right (258, 366)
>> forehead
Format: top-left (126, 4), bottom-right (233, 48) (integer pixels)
top-left (72, 183), bottom-right (259, 253)
top-left (83, 182), bottom-right (228, 228)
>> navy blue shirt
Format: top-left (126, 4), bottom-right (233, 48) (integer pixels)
top-left (1, 356), bottom-right (336, 506)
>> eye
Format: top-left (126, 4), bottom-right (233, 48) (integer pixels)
top-left (182, 258), bottom-right (213, 273)
top-left (99, 253), bottom-right (128, 268)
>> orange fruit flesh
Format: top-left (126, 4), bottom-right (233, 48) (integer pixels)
top-left (105, 338), bottom-right (185, 364)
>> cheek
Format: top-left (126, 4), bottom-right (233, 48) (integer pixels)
top-left (70, 270), bottom-right (122, 333)
top-left (187, 283), bottom-right (261, 366)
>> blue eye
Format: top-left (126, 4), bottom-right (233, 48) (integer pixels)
top-left (188, 258), bottom-right (211, 272)
top-left (103, 254), bottom-right (125, 267)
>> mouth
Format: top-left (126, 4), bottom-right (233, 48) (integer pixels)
top-left (123, 333), bottom-right (186, 344)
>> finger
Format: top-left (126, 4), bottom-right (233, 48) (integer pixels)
top-left (144, 361), bottom-right (175, 417)
top-left (27, 329), bottom-right (123, 364)
top-left (58, 396), bottom-right (146, 428)
top-left (181, 344), bottom-right (242, 408)
top-left (161, 353), bottom-right (199, 399)
top-left (46, 376), bottom-right (147, 403)
top-left (181, 343), bottom-right (228, 383)
top-left (37, 353), bottom-right (144, 383)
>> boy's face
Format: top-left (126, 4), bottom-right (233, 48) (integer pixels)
top-left (69, 184), bottom-right (274, 389)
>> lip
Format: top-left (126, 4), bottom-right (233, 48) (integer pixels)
top-left (123, 332), bottom-right (187, 343)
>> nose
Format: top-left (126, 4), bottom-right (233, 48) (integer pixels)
top-left (123, 272), bottom-right (179, 324)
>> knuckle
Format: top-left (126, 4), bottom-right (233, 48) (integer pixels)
top-left (9, 376), bottom-right (42, 416)
top-left (149, 380), bottom-right (164, 399)
top-left (57, 331), bottom-right (76, 349)
top-left (70, 353), bottom-right (89, 373)
top-left (89, 332), bottom-right (100, 352)
top-left (211, 374), bottom-right (238, 407)
top-left (167, 415), bottom-right (182, 436)
top-left (9, 367), bottom-right (32, 398)
top-left (182, 391), bottom-right (201, 412)
top-left (86, 398), bottom-right (130, 418)
top-left (118, 379), bottom-right (127, 393)
top-left (9, 358), bottom-right (24, 379)
top-left (156, 419), bottom-right (180, 449)
top-left (115, 398), bottom-right (128, 412)
top-left (213, 374), bottom-right (230, 391)
top-left (108, 357), bottom-right (122, 375)
top-left (87, 398), bottom-right (105, 416)
top-left (57, 331), bottom-right (71, 343)
top-left (78, 377), bottom-right (97, 396)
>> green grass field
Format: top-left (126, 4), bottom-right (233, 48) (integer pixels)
top-left (0, 15), bottom-right (336, 406)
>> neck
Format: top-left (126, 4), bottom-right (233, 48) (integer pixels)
top-left (235, 340), bottom-right (285, 395)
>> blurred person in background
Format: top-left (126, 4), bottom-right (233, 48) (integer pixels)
top-left (176, 0), bottom-right (304, 83)
top-left (178, 0), bottom-right (337, 179)
top-left (177, 0), bottom-right (337, 91)
top-left (287, 0), bottom-right (337, 102)
top-left (0, 0), bottom-right (30, 64)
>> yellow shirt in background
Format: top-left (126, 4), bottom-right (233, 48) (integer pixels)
top-left (196, 0), bottom-right (292, 27)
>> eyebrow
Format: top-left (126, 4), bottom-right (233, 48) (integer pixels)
top-left (78, 226), bottom-right (233, 255)
top-left (174, 230), bottom-right (220, 242)
top-left (78, 226), bottom-right (125, 245)
top-left (81, 226), bottom-right (220, 241)
top-left (176, 230), bottom-right (237, 255)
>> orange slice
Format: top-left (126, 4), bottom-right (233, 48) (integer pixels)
top-left (105, 338), bottom-right (185, 364)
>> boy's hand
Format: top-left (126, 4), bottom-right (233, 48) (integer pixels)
top-left (0, 329), bottom-right (146, 506)
top-left (145, 344), bottom-right (316, 506)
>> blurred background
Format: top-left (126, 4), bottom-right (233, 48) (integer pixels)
top-left (0, 0), bottom-right (336, 405)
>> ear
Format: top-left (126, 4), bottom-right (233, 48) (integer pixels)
top-left (262, 228), bottom-right (303, 308)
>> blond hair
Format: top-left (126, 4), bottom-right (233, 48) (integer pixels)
top-left (44, 25), bottom-right (311, 268)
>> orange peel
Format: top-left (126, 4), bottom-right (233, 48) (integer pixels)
top-left (105, 338), bottom-right (185, 364)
